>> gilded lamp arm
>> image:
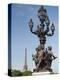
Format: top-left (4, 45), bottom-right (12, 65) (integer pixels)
top-left (28, 18), bottom-right (37, 35)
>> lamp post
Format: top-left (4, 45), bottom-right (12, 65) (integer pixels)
top-left (28, 6), bottom-right (56, 72)
top-left (28, 6), bottom-right (55, 49)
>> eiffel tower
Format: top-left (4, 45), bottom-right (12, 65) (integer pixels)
top-left (23, 48), bottom-right (28, 71)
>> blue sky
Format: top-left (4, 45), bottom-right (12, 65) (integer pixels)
top-left (11, 4), bottom-right (59, 73)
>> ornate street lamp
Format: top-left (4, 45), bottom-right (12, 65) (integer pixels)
top-left (28, 6), bottom-right (56, 72)
top-left (28, 6), bottom-right (55, 48)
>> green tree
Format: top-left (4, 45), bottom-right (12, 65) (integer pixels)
top-left (22, 71), bottom-right (32, 76)
top-left (12, 70), bottom-right (23, 76)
